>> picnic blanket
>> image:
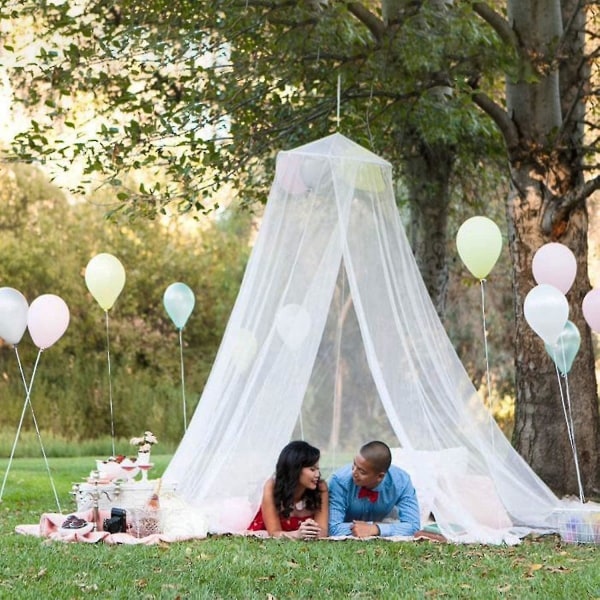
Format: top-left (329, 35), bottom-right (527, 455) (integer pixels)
top-left (16, 508), bottom-right (446, 544)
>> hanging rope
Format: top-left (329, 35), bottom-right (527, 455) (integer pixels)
top-left (336, 73), bottom-right (341, 130)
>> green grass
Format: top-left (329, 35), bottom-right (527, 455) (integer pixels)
top-left (0, 457), bottom-right (599, 599)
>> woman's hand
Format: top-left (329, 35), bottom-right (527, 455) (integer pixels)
top-left (296, 518), bottom-right (321, 540)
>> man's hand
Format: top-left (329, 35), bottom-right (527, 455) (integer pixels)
top-left (351, 521), bottom-right (380, 538)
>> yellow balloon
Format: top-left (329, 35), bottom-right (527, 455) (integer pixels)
top-left (456, 216), bottom-right (503, 279)
top-left (85, 253), bottom-right (126, 310)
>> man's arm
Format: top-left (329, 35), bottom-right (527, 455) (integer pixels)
top-left (327, 474), bottom-right (354, 537)
top-left (376, 474), bottom-right (421, 537)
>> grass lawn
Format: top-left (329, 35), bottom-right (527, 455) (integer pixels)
top-left (0, 456), bottom-right (598, 599)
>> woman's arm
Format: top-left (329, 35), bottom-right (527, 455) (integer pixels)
top-left (313, 480), bottom-right (329, 538)
top-left (260, 479), bottom-right (290, 538)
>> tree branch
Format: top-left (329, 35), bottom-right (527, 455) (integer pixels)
top-left (346, 2), bottom-right (385, 43)
top-left (471, 2), bottom-right (519, 50)
top-left (470, 91), bottom-right (520, 156)
top-left (541, 174), bottom-right (600, 235)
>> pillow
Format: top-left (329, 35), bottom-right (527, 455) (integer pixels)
top-left (390, 447), bottom-right (469, 524)
top-left (454, 475), bottom-right (513, 529)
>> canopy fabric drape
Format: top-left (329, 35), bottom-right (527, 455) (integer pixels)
top-left (164, 133), bottom-right (561, 543)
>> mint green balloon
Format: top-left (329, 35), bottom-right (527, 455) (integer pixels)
top-left (545, 320), bottom-right (581, 375)
top-left (163, 282), bottom-right (195, 329)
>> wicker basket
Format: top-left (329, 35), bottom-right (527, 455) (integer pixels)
top-left (553, 507), bottom-right (600, 544)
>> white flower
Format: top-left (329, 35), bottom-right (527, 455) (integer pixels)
top-left (130, 431), bottom-right (158, 449)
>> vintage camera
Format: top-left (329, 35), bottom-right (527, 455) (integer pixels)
top-left (103, 507), bottom-right (127, 533)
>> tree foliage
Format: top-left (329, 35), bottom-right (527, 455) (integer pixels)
top-left (0, 163), bottom-right (253, 445)
top-left (0, 0), bottom-right (507, 217)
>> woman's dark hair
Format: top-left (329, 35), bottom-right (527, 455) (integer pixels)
top-left (273, 440), bottom-right (321, 518)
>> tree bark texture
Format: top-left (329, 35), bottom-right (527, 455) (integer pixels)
top-left (506, 0), bottom-right (600, 496)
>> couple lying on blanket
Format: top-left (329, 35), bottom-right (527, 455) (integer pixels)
top-left (248, 440), bottom-right (421, 540)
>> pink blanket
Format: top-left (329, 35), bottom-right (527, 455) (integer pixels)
top-left (15, 509), bottom-right (204, 545)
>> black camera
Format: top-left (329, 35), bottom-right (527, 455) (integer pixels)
top-left (103, 507), bottom-right (127, 533)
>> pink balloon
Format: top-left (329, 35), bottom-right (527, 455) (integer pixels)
top-left (532, 243), bottom-right (577, 294)
top-left (582, 289), bottom-right (600, 333)
top-left (27, 294), bottom-right (70, 350)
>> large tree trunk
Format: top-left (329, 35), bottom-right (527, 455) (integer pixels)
top-left (405, 142), bottom-right (454, 318)
top-left (505, 0), bottom-right (600, 497)
top-left (507, 173), bottom-right (600, 497)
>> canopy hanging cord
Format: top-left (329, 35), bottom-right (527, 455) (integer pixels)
top-left (336, 74), bottom-right (341, 130)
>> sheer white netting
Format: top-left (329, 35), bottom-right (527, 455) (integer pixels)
top-left (164, 133), bottom-right (563, 544)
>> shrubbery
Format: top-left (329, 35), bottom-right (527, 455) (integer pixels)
top-left (0, 164), bottom-right (253, 452)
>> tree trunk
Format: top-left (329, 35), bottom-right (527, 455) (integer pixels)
top-left (406, 142), bottom-right (454, 318)
top-left (507, 171), bottom-right (600, 497)
top-left (505, 0), bottom-right (600, 497)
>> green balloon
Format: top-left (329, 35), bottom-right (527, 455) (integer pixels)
top-left (456, 216), bottom-right (503, 280)
top-left (544, 320), bottom-right (581, 375)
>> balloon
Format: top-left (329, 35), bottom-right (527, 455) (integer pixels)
top-left (84, 253), bottom-right (126, 310)
top-left (0, 287), bottom-right (29, 345)
top-left (582, 289), bottom-right (600, 332)
top-left (523, 284), bottom-right (569, 345)
top-left (456, 216), bottom-right (503, 279)
top-left (27, 294), bottom-right (70, 350)
top-left (163, 282), bottom-right (195, 329)
top-left (275, 304), bottom-right (311, 350)
top-left (544, 320), bottom-right (581, 375)
top-left (532, 243), bottom-right (577, 294)
top-left (231, 328), bottom-right (258, 372)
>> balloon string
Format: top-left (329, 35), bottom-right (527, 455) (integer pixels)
top-left (105, 310), bottom-right (116, 457)
top-left (178, 328), bottom-right (187, 432)
top-left (0, 348), bottom-right (61, 512)
top-left (552, 350), bottom-right (585, 503)
top-left (479, 279), bottom-right (495, 450)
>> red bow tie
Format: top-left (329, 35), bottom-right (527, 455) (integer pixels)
top-left (358, 487), bottom-right (379, 503)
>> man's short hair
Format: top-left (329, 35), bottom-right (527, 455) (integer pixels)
top-left (359, 441), bottom-right (392, 473)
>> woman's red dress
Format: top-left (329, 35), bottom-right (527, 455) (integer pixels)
top-left (248, 508), bottom-right (312, 532)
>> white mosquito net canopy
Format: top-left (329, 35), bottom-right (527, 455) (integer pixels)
top-left (164, 133), bottom-right (562, 544)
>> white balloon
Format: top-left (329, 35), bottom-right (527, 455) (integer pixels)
top-left (231, 328), bottom-right (258, 372)
top-left (275, 304), bottom-right (311, 350)
top-left (27, 294), bottom-right (70, 350)
top-left (523, 284), bottom-right (569, 345)
top-left (0, 287), bottom-right (29, 345)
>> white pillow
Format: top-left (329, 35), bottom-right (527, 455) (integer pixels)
top-left (390, 447), bottom-right (469, 524)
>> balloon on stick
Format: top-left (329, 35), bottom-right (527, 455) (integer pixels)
top-left (1, 294), bottom-right (69, 512)
top-left (164, 282), bottom-right (195, 432)
top-left (85, 253), bottom-right (126, 310)
top-left (456, 216), bottom-right (503, 280)
top-left (523, 284), bottom-right (569, 345)
top-left (532, 243), bottom-right (577, 294)
top-left (455, 216), bottom-right (503, 422)
top-left (582, 289), bottom-right (600, 332)
top-left (0, 287), bottom-right (29, 345)
top-left (163, 282), bottom-right (195, 330)
top-left (544, 320), bottom-right (581, 375)
top-left (27, 294), bottom-right (70, 349)
top-left (84, 253), bottom-right (125, 457)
